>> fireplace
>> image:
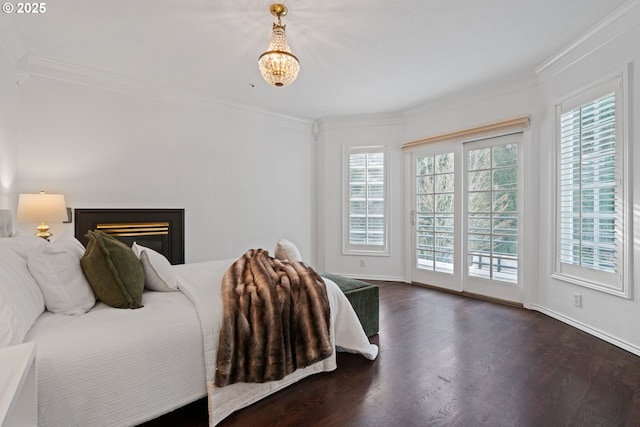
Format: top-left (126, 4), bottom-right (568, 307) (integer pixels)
top-left (74, 209), bottom-right (184, 264)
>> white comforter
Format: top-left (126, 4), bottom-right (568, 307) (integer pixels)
top-left (174, 259), bottom-right (378, 426)
top-left (25, 259), bottom-right (378, 427)
top-left (25, 291), bottom-right (207, 427)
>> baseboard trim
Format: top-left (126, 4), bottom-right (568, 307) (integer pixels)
top-left (329, 273), bottom-right (408, 283)
top-left (410, 281), bottom-right (524, 309)
top-left (530, 304), bottom-right (640, 357)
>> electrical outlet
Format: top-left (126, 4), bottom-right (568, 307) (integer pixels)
top-left (573, 293), bottom-right (582, 308)
top-left (359, 259), bottom-right (365, 268)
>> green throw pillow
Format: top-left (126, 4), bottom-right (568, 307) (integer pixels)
top-left (80, 230), bottom-right (144, 309)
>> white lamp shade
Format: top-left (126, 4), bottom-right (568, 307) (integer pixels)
top-left (17, 193), bottom-right (67, 224)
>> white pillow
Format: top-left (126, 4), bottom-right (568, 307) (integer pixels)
top-left (0, 245), bottom-right (45, 348)
top-left (132, 243), bottom-right (178, 292)
top-left (27, 237), bottom-right (96, 315)
top-left (0, 301), bottom-right (16, 348)
top-left (274, 239), bottom-right (303, 262)
top-left (0, 235), bottom-right (48, 260)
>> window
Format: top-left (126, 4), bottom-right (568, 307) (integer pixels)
top-left (344, 146), bottom-right (389, 255)
top-left (554, 73), bottom-right (629, 297)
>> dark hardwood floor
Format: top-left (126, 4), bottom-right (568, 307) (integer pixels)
top-left (141, 281), bottom-right (640, 427)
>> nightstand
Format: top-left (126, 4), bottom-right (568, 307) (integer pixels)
top-left (0, 342), bottom-right (37, 427)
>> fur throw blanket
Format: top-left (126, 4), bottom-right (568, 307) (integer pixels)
top-left (215, 249), bottom-right (333, 387)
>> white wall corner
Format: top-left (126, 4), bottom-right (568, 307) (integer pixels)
top-left (0, 17), bottom-right (26, 68)
top-left (535, 0), bottom-right (640, 82)
top-left (320, 112), bottom-right (405, 131)
top-left (14, 54), bottom-right (30, 85)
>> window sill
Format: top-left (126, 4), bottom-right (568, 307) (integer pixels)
top-left (551, 272), bottom-right (630, 299)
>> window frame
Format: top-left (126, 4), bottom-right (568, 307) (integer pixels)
top-left (342, 145), bottom-right (390, 256)
top-left (552, 68), bottom-right (631, 298)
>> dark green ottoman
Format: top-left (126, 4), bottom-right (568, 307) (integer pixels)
top-left (321, 273), bottom-right (379, 337)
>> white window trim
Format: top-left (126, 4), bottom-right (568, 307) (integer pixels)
top-left (551, 66), bottom-right (632, 299)
top-left (342, 145), bottom-right (390, 256)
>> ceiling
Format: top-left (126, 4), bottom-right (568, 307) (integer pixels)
top-left (3, 0), bottom-right (629, 120)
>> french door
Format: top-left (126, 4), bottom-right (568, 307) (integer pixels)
top-left (411, 147), bottom-right (463, 290)
top-left (410, 134), bottom-right (523, 302)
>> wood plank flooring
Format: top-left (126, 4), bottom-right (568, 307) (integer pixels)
top-left (141, 281), bottom-right (640, 427)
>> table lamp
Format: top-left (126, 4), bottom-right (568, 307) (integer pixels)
top-left (17, 191), bottom-right (67, 239)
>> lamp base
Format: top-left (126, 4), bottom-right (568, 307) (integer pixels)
top-left (35, 222), bottom-right (52, 240)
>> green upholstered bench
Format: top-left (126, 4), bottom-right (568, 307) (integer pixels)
top-left (321, 273), bottom-right (379, 337)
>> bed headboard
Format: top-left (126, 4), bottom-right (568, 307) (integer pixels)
top-left (74, 209), bottom-right (185, 264)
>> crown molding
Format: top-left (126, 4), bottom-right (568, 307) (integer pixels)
top-left (17, 55), bottom-right (312, 130)
top-left (535, 0), bottom-right (640, 82)
top-left (318, 112), bottom-right (405, 131)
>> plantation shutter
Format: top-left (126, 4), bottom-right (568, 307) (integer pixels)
top-left (559, 93), bottom-right (617, 272)
top-left (345, 147), bottom-right (388, 254)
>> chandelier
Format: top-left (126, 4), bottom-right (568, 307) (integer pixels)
top-left (258, 4), bottom-right (300, 87)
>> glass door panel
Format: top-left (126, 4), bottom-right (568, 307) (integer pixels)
top-left (463, 135), bottom-right (523, 302)
top-left (411, 148), bottom-right (461, 290)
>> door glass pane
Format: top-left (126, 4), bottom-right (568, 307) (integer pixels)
top-left (468, 192), bottom-right (491, 212)
top-left (435, 194), bottom-right (454, 212)
top-left (466, 143), bottom-right (519, 283)
top-left (492, 144), bottom-right (518, 167)
top-left (468, 214), bottom-right (491, 234)
top-left (468, 170), bottom-right (491, 191)
top-left (468, 147), bottom-right (491, 170)
top-left (493, 191), bottom-right (517, 212)
top-left (492, 258), bottom-right (517, 283)
top-left (468, 255), bottom-right (491, 278)
top-left (492, 168), bottom-right (517, 189)
top-left (435, 173), bottom-right (454, 193)
top-left (418, 250), bottom-right (434, 270)
top-left (435, 153), bottom-right (454, 173)
top-left (493, 214), bottom-right (518, 235)
top-left (416, 153), bottom-right (455, 274)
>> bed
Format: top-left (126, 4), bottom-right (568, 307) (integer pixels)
top-left (0, 209), bottom-right (378, 426)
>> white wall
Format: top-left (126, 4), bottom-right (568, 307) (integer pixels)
top-left (15, 76), bottom-right (314, 263)
top-left (0, 40), bottom-right (18, 211)
top-left (315, 114), bottom-right (406, 280)
top-left (534, 20), bottom-right (640, 354)
top-left (315, 5), bottom-right (639, 355)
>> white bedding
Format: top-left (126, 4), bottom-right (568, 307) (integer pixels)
top-left (25, 258), bottom-right (378, 427)
top-left (25, 291), bottom-right (207, 427)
